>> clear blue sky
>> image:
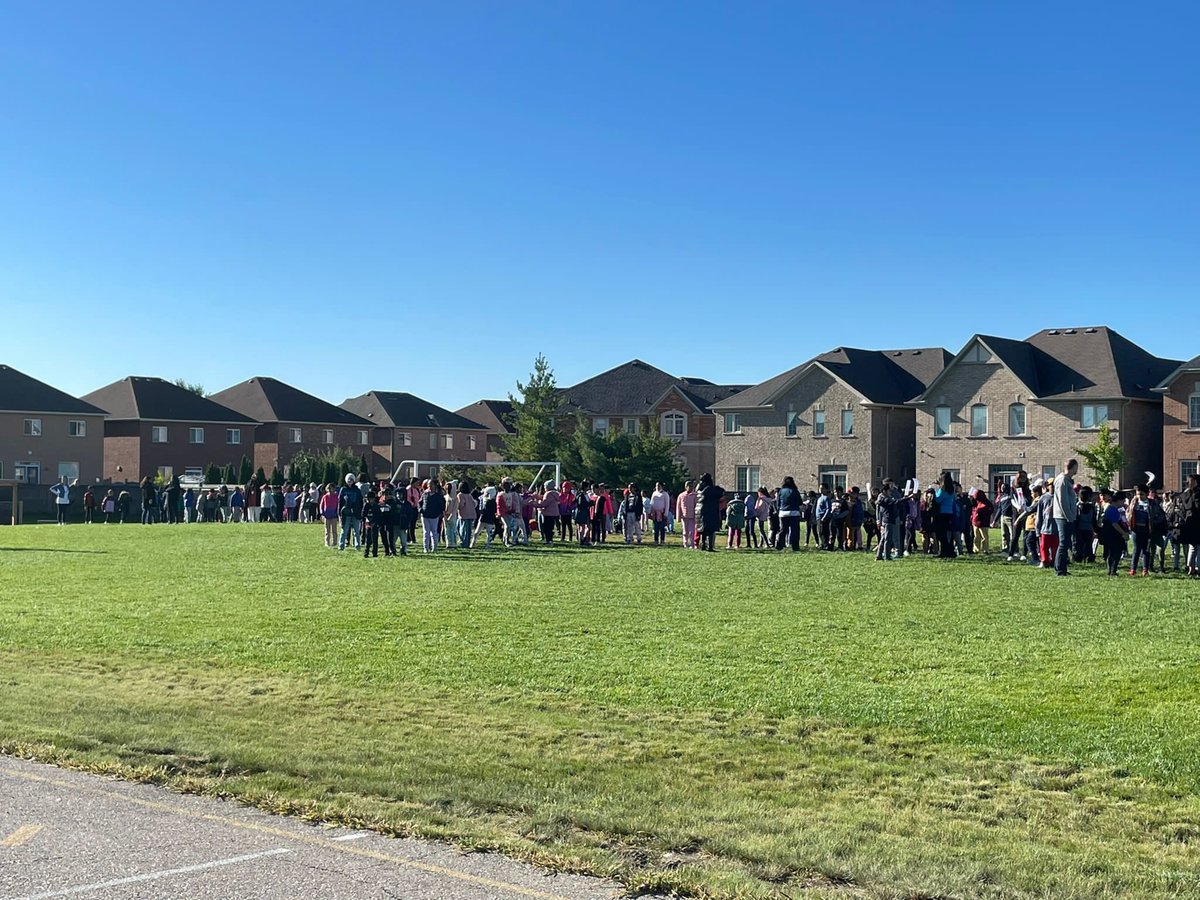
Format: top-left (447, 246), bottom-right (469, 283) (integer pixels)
top-left (2, 2), bottom-right (1197, 408)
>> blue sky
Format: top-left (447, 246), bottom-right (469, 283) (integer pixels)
top-left (2, 1), bottom-right (1197, 408)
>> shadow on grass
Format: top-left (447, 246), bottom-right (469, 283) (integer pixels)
top-left (0, 548), bottom-right (108, 554)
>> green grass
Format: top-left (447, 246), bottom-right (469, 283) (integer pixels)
top-left (2, 524), bottom-right (1199, 898)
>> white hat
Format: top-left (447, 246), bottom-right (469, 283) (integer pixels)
top-left (345, 474), bottom-right (355, 485)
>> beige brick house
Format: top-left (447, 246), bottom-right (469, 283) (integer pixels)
top-left (711, 347), bottom-right (951, 495)
top-left (911, 327), bottom-right (1178, 493)
top-left (556, 360), bottom-right (747, 478)
top-left (1153, 355), bottom-right (1200, 490)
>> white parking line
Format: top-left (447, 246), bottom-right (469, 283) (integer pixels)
top-left (332, 833), bottom-right (369, 842)
top-left (9, 848), bottom-right (292, 900)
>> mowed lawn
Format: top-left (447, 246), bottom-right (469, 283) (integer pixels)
top-left (2, 525), bottom-right (1200, 899)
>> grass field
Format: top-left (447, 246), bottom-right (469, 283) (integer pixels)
top-left (2, 524), bottom-right (1200, 899)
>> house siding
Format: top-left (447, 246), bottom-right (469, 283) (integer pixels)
top-left (0, 411), bottom-right (105, 485)
top-left (1163, 375), bottom-right (1200, 489)
top-left (101, 420), bottom-right (252, 481)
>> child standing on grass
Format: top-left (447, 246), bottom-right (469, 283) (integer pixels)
top-left (361, 493), bottom-right (380, 558)
top-left (102, 490), bottom-right (116, 524)
top-left (1099, 487), bottom-right (1128, 576)
top-left (1128, 485), bottom-right (1153, 575)
top-left (377, 490), bottom-right (397, 557)
top-left (475, 486), bottom-right (498, 547)
top-left (575, 482), bottom-right (593, 546)
top-left (725, 494), bottom-right (746, 549)
top-left (320, 483), bottom-right (339, 547)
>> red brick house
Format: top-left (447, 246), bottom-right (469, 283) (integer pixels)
top-left (1154, 355), bottom-right (1200, 489)
top-left (340, 391), bottom-right (489, 479)
top-left (556, 360), bottom-right (747, 478)
top-left (454, 399), bottom-right (513, 461)
top-left (0, 364), bottom-right (106, 485)
top-left (81, 376), bottom-right (257, 482)
top-left (209, 377), bottom-right (372, 477)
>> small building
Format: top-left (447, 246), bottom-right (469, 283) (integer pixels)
top-left (0, 364), bottom-right (106, 485)
top-left (342, 391), bottom-right (489, 479)
top-left (711, 347), bottom-right (951, 495)
top-left (209, 377), bottom-right (373, 478)
top-left (81, 376), bottom-right (259, 483)
top-left (1153, 355), bottom-right (1200, 490)
top-left (911, 327), bottom-right (1178, 492)
top-left (454, 399), bottom-right (514, 460)
top-left (555, 359), bottom-right (748, 479)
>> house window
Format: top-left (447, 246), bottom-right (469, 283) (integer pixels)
top-left (813, 410), bottom-right (826, 437)
top-left (623, 418), bottom-right (639, 435)
top-left (942, 469), bottom-right (961, 485)
top-left (593, 417), bottom-right (609, 436)
top-left (662, 412), bottom-right (686, 438)
top-left (289, 427), bottom-right (302, 443)
top-left (429, 433), bottom-right (438, 449)
top-left (157, 466), bottom-right (174, 481)
top-left (1008, 403), bottom-right (1026, 436)
top-left (322, 429), bottom-right (333, 444)
top-left (23, 418), bottom-right (41, 436)
top-left (970, 404), bottom-right (988, 437)
top-left (399, 432), bottom-right (412, 447)
top-left (963, 344), bottom-right (992, 364)
top-left (469, 435), bottom-right (477, 451)
top-left (818, 465), bottom-right (847, 492)
top-left (14, 462), bottom-right (40, 484)
top-left (1081, 404), bottom-right (1109, 429)
top-left (841, 409), bottom-right (854, 436)
top-left (1042, 466), bottom-right (1057, 481)
top-left (934, 405), bottom-right (951, 437)
top-left (443, 434), bottom-right (454, 450)
top-left (723, 413), bottom-right (741, 435)
top-left (68, 420), bottom-right (86, 438)
top-left (188, 427), bottom-right (204, 444)
top-left (357, 430), bottom-right (368, 445)
top-left (1181, 460), bottom-right (1199, 489)
top-left (226, 428), bottom-right (241, 444)
top-left (736, 466), bottom-right (760, 493)
top-left (1189, 395), bottom-right (1200, 429)
top-left (151, 426), bottom-right (168, 443)
top-left (785, 411), bottom-right (799, 437)
top-left (57, 462), bottom-right (79, 482)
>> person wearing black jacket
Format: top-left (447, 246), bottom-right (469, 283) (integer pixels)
top-left (776, 476), bottom-right (802, 551)
top-left (377, 491), bottom-right (398, 557)
top-left (694, 473), bottom-right (724, 552)
top-left (361, 493), bottom-right (381, 558)
top-left (1180, 474), bottom-right (1200, 576)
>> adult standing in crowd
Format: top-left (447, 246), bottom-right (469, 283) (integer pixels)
top-left (933, 472), bottom-right (957, 558)
top-left (337, 474), bottom-right (363, 551)
top-left (420, 478), bottom-right (446, 552)
top-left (1180, 473), bottom-right (1200, 576)
top-left (694, 473), bottom-right (724, 552)
top-left (676, 481), bottom-right (697, 549)
top-left (140, 476), bottom-right (157, 525)
top-left (1052, 459), bottom-right (1079, 576)
top-left (49, 476), bottom-right (71, 525)
top-left (648, 482), bottom-right (671, 546)
top-left (776, 476), bottom-right (802, 551)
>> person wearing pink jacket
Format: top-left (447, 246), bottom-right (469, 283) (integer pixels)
top-left (676, 481), bottom-right (697, 549)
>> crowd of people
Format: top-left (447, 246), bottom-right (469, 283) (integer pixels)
top-left (58, 464), bottom-right (1200, 576)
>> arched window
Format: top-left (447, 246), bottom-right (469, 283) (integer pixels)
top-left (1008, 403), bottom-right (1026, 436)
top-left (971, 404), bottom-right (988, 437)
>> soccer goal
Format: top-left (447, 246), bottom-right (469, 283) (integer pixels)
top-left (390, 459), bottom-right (562, 487)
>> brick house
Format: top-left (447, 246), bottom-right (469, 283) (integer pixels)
top-left (1153, 355), bottom-right (1200, 490)
top-left (454, 399), bottom-right (513, 461)
top-left (82, 377), bottom-right (259, 482)
top-left (556, 360), bottom-right (748, 478)
top-left (340, 391), bottom-right (489, 479)
top-left (711, 347), bottom-right (951, 495)
top-left (911, 327), bottom-right (1178, 493)
top-left (0, 364), bottom-right (106, 485)
top-left (209, 377), bottom-right (373, 477)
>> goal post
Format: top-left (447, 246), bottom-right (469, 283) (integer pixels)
top-left (390, 459), bottom-right (562, 488)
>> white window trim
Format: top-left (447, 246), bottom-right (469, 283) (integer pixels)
top-left (68, 419), bottom-right (86, 438)
top-left (970, 404), bottom-right (988, 437)
top-left (226, 428), bottom-right (241, 445)
top-left (934, 405), bottom-right (951, 437)
top-left (151, 426), bottom-right (169, 443)
top-left (289, 428), bottom-right (303, 443)
top-left (1081, 404), bottom-right (1109, 430)
top-left (188, 427), bottom-right (205, 444)
top-left (1188, 394), bottom-right (1200, 430)
top-left (1008, 403), bottom-right (1027, 436)
top-left (840, 409), bottom-right (854, 437)
top-left (723, 413), bottom-right (741, 435)
top-left (24, 418), bottom-right (42, 437)
top-left (813, 410), bottom-right (826, 438)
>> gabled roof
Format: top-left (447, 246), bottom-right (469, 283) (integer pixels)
top-left (0, 364), bottom-right (108, 416)
top-left (712, 347), bottom-right (950, 410)
top-left (455, 399), bottom-right (514, 434)
top-left (342, 392), bottom-right (487, 430)
top-left (916, 327), bottom-right (1179, 403)
top-left (557, 359), bottom-right (745, 416)
top-left (82, 377), bottom-right (257, 424)
top-left (210, 377), bottom-right (371, 427)
top-left (1154, 355), bottom-right (1200, 392)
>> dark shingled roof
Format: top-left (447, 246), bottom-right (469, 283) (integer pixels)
top-left (455, 399), bottom-right (514, 434)
top-left (342, 392), bottom-right (487, 430)
top-left (1154, 355), bottom-right (1200, 392)
top-left (0, 364), bottom-right (108, 415)
top-left (210, 377), bottom-right (371, 426)
top-left (933, 327), bottom-right (1180, 402)
top-left (557, 359), bottom-right (746, 415)
top-left (713, 347), bottom-right (950, 410)
top-left (82, 377), bottom-right (257, 423)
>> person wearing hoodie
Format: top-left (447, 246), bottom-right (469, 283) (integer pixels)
top-left (776, 476), bottom-right (802, 551)
top-left (694, 473), bottom-right (725, 552)
top-left (725, 494), bottom-right (746, 549)
top-left (676, 481), bottom-right (697, 549)
top-left (648, 482), bottom-right (671, 545)
top-left (420, 478), bottom-right (446, 553)
top-left (474, 484), bottom-right (499, 546)
top-left (456, 480), bottom-right (478, 548)
top-left (537, 480), bottom-right (560, 544)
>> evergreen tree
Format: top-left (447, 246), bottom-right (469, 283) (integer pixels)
top-left (204, 463), bottom-right (223, 484)
top-left (254, 466), bottom-right (267, 486)
top-left (269, 466), bottom-right (283, 486)
top-left (222, 463), bottom-right (237, 484)
top-left (502, 354), bottom-right (563, 464)
top-left (239, 456), bottom-right (253, 484)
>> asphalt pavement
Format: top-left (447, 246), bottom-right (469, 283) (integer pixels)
top-left (0, 756), bottom-right (634, 900)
